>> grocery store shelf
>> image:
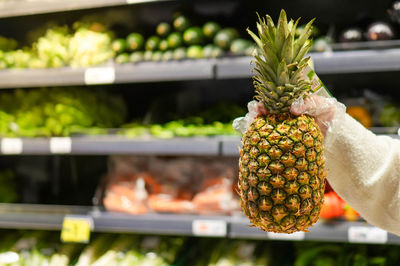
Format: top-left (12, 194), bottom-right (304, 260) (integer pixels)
top-left (2, 48), bottom-right (400, 88)
top-left (0, 0), bottom-right (169, 18)
top-left (0, 60), bottom-right (214, 89)
top-left (216, 48), bottom-right (400, 78)
top-left (0, 136), bottom-right (220, 155)
top-left (1, 203), bottom-right (400, 244)
top-left (0, 130), bottom-right (397, 156)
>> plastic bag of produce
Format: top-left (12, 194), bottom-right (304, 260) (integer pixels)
top-left (99, 156), bottom-right (151, 215)
top-left (147, 157), bottom-right (196, 214)
top-left (193, 160), bottom-right (239, 215)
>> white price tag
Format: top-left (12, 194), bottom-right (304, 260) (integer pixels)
top-left (267, 231), bottom-right (305, 241)
top-left (1, 138), bottom-right (23, 154)
top-left (192, 220), bottom-right (227, 237)
top-left (348, 226), bottom-right (387, 244)
top-left (84, 67), bottom-right (115, 85)
top-left (50, 137), bottom-right (71, 154)
top-left (126, 0), bottom-right (149, 4)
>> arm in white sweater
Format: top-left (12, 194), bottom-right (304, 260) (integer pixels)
top-left (325, 113), bottom-right (400, 235)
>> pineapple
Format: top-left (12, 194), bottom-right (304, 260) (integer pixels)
top-left (238, 10), bottom-right (326, 233)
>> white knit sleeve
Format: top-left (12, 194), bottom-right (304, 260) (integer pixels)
top-left (324, 113), bottom-right (400, 236)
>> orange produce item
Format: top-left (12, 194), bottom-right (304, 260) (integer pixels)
top-left (148, 194), bottom-right (194, 214)
top-left (320, 191), bottom-right (346, 219)
top-left (344, 203), bottom-right (360, 221)
top-left (346, 106), bottom-right (373, 128)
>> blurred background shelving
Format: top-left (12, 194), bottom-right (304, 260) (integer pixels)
top-left (0, 0), bottom-right (400, 265)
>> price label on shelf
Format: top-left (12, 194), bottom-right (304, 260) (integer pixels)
top-left (61, 215), bottom-right (93, 243)
top-left (348, 226), bottom-right (387, 244)
top-left (267, 231), bottom-right (305, 241)
top-left (84, 67), bottom-right (115, 85)
top-left (126, 0), bottom-right (149, 4)
top-left (192, 220), bottom-right (227, 237)
top-left (1, 138), bottom-right (23, 154)
top-left (50, 137), bottom-right (71, 154)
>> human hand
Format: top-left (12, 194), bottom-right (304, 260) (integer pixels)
top-left (290, 94), bottom-right (345, 135)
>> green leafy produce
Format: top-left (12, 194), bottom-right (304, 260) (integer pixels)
top-left (158, 39), bottom-right (169, 51)
top-left (202, 22), bottom-right (221, 39)
top-left (126, 33), bottom-right (144, 51)
top-left (69, 27), bottom-right (114, 67)
top-left (173, 15), bottom-right (190, 32)
top-left (0, 169), bottom-right (18, 203)
top-left (115, 53), bottom-right (130, 64)
top-left (379, 104), bottom-right (400, 126)
top-left (111, 38), bottom-right (127, 53)
top-left (183, 27), bottom-right (203, 45)
top-left (214, 28), bottom-right (239, 49)
top-left (186, 45), bottom-right (203, 59)
top-left (0, 36), bottom-right (18, 51)
top-left (34, 27), bottom-right (71, 68)
top-left (156, 22), bottom-right (171, 37)
top-left (0, 87), bottom-right (126, 137)
top-left (130, 51), bottom-right (144, 63)
top-left (167, 32), bottom-right (183, 49)
top-left (145, 36), bottom-right (161, 51)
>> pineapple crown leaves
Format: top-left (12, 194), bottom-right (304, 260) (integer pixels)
top-left (247, 10), bottom-right (315, 114)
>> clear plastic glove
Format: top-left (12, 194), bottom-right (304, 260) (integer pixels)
top-left (233, 100), bottom-right (267, 134)
top-left (290, 94), bottom-right (346, 135)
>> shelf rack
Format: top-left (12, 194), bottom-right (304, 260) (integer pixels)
top-left (2, 48), bottom-right (400, 88)
top-left (0, 0), bottom-right (170, 18)
top-left (0, 203), bottom-right (398, 244)
top-left (0, 129), bottom-right (397, 156)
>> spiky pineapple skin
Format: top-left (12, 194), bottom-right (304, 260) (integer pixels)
top-left (238, 113), bottom-right (326, 233)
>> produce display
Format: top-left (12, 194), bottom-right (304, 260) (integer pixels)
top-left (0, 231), bottom-right (184, 266)
top-left (238, 11), bottom-right (326, 234)
top-left (0, 88), bottom-right (126, 137)
top-left (112, 14), bottom-right (253, 64)
top-left (0, 23), bottom-right (114, 69)
top-left (99, 156), bottom-right (240, 215)
top-left (0, 230), bottom-right (398, 266)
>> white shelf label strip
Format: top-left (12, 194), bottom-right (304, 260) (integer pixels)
top-left (50, 137), bottom-right (72, 154)
top-left (192, 220), bottom-right (227, 237)
top-left (84, 67), bottom-right (115, 85)
top-left (348, 226), bottom-right (387, 244)
top-left (1, 138), bottom-right (23, 154)
top-left (267, 231), bottom-right (305, 241)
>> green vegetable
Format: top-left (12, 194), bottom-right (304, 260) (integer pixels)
top-left (183, 27), bottom-right (203, 45)
top-left (203, 44), bottom-right (215, 58)
top-left (186, 45), bottom-right (203, 59)
top-left (173, 47), bottom-right (186, 60)
top-left (162, 50), bottom-right (173, 61)
top-left (214, 28), bottom-right (239, 49)
top-left (158, 39), bottom-right (169, 51)
top-left (152, 51), bottom-right (163, 62)
top-left (202, 22), bottom-right (221, 39)
top-left (143, 50), bottom-right (153, 61)
top-left (156, 22), bottom-right (171, 37)
top-left (111, 38), bottom-right (127, 53)
top-left (167, 32), bottom-right (183, 49)
top-left (129, 51), bottom-right (144, 63)
top-left (115, 53), bottom-right (130, 64)
top-left (145, 36), bottom-right (161, 51)
top-left (173, 15), bottom-right (190, 32)
top-left (230, 38), bottom-right (252, 55)
top-left (126, 33), bottom-right (144, 51)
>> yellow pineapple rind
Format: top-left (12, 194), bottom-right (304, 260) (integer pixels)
top-left (238, 114), bottom-right (326, 234)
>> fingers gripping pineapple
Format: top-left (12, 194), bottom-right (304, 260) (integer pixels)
top-left (238, 10), bottom-right (326, 233)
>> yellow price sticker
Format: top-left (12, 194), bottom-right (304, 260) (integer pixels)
top-left (61, 215), bottom-right (93, 243)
